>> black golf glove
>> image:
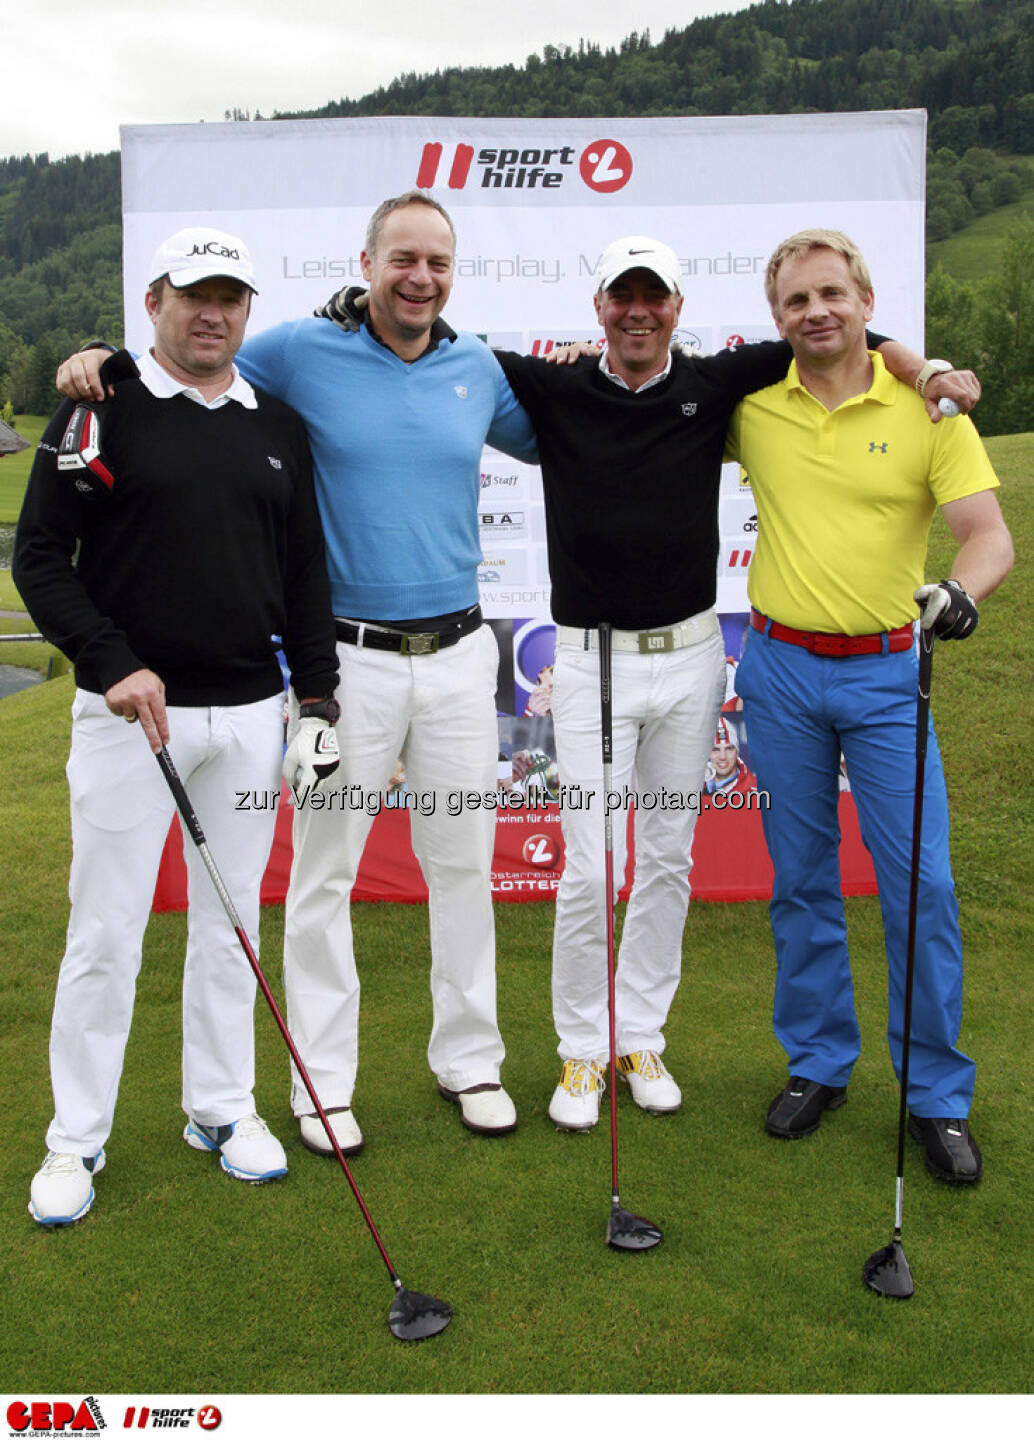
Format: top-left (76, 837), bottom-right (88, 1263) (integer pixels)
top-left (315, 286), bottom-right (368, 332)
top-left (914, 579), bottom-right (979, 640)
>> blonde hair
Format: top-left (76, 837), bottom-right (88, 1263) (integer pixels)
top-left (764, 229), bottom-right (873, 310)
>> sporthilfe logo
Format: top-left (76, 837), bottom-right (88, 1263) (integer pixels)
top-left (522, 832), bottom-right (563, 868)
top-left (416, 139), bottom-right (633, 193)
top-left (578, 139), bottom-right (633, 192)
top-left (723, 545), bottom-right (754, 573)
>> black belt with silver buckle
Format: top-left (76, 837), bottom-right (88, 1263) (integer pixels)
top-left (335, 607), bottom-right (482, 655)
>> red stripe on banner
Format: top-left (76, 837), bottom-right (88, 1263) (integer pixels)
top-left (151, 788), bottom-right (876, 911)
top-left (448, 144), bottom-right (474, 188)
top-left (416, 142), bottom-right (442, 187)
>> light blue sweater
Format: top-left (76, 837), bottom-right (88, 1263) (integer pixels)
top-left (238, 317), bottom-right (537, 620)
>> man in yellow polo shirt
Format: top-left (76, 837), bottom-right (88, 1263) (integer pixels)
top-left (726, 228), bottom-right (1013, 1184)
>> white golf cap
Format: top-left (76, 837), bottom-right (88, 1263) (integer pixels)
top-left (597, 235), bottom-right (682, 296)
top-left (148, 227), bottom-right (258, 293)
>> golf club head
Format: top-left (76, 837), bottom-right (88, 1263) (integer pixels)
top-left (607, 1204), bottom-right (663, 1251)
top-left (863, 1240), bottom-right (915, 1299)
top-left (388, 1287), bottom-right (453, 1341)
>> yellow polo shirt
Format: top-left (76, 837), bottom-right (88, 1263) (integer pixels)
top-left (725, 353), bottom-right (999, 634)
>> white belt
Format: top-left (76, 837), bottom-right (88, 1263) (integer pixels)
top-left (555, 610), bottom-right (719, 654)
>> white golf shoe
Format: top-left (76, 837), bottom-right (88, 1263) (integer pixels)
top-left (548, 1059), bottom-right (606, 1131)
top-left (184, 1113), bottom-right (287, 1182)
top-left (616, 1051), bottom-right (682, 1114)
top-left (29, 1149), bottom-right (106, 1226)
top-left (298, 1107), bottom-right (364, 1156)
top-left (437, 1082), bottom-right (517, 1135)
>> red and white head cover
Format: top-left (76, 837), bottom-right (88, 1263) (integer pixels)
top-left (713, 715), bottom-right (737, 750)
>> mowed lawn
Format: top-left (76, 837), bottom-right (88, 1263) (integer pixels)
top-left (0, 438), bottom-right (1031, 1402)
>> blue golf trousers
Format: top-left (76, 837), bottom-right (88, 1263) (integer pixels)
top-left (736, 626), bottom-right (975, 1117)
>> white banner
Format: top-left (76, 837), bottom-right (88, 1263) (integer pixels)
top-left (121, 112), bottom-right (927, 624)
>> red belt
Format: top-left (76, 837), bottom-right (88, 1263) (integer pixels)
top-left (750, 609), bottom-right (913, 658)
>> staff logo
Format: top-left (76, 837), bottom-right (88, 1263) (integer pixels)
top-left (579, 139), bottom-right (633, 193)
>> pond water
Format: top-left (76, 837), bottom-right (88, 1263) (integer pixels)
top-left (1, 522), bottom-right (46, 697)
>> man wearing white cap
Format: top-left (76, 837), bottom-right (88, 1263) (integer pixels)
top-left (496, 235), bottom-right (979, 1130)
top-left (15, 227), bottom-right (340, 1225)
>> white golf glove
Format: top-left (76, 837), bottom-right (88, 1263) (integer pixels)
top-left (914, 579), bottom-right (979, 640)
top-left (282, 704), bottom-right (340, 791)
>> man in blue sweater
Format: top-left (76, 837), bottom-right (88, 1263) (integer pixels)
top-left (224, 194), bottom-right (537, 1150)
top-left (56, 195), bottom-right (535, 1154)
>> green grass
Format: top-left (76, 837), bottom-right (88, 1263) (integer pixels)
top-left (0, 569), bottom-right (26, 610)
top-left (0, 439), bottom-right (1032, 1398)
top-left (927, 180), bottom-right (1034, 284)
top-left (0, 414), bottom-right (46, 524)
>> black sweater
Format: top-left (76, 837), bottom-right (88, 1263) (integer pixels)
top-left (498, 340), bottom-right (815, 630)
top-left (14, 377), bottom-right (338, 706)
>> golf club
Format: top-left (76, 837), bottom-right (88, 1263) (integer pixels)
top-left (863, 626), bottom-right (934, 1300)
top-left (154, 744), bottom-right (452, 1341)
top-left (598, 623), bottom-right (663, 1252)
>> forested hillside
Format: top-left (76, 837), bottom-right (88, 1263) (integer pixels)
top-left (2, 0), bottom-right (1032, 428)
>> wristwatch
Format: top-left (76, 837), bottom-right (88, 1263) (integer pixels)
top-left (915, 358), bottom-right (952, 396)
top-left (299, 698), bottom-right (341, 725)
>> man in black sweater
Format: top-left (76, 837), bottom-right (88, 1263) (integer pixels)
top-left (494, 235), bottom-right (978, 1131)
top-left (14, 227), bottom-right (340, 1225)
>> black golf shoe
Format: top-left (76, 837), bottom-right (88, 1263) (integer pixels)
top-left (908, 1114), bottom-right (982, 1184)
top-left (765, 1076), bottom-right (847, 1138)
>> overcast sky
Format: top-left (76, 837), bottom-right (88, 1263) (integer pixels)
top-left (6, 0), bottom-right (754, 160)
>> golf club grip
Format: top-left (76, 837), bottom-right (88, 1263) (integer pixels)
top-left (598, 623), bottom-right (613, 766)
top-left (156, 746), bottom-right (206, 849)
top-left (896, 626), bottom-right (935, 1181)
top-left (597, 624), bottom-right (622, 1193)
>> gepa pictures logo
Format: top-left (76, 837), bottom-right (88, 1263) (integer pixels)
top-left (416, 138), bottom-right (633, 193)
top-left (6, 1397), bottom-right (104, 1433)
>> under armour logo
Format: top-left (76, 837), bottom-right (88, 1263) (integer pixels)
top-left (868, 441), bottom-right (888, 453)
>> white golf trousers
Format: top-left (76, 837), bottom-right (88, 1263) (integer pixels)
top-left (282, 626), bottom-right (505, 1111)
top-left (46, 690), bottom-right (284, 1155)
top-left (550, 624), bottom-right (726, 1061)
